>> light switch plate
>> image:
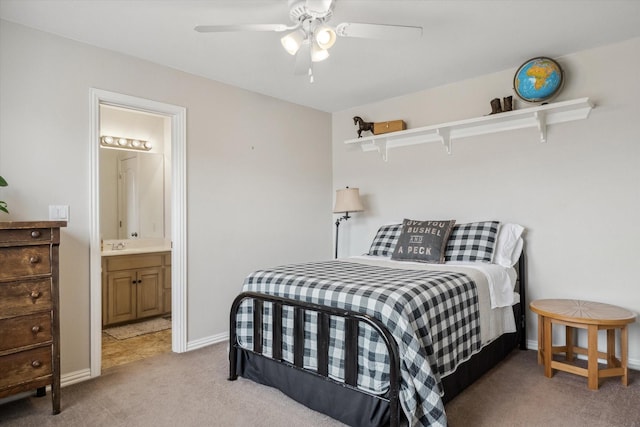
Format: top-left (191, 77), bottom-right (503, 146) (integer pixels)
top-left (49, 205), bottom-right (69, 220)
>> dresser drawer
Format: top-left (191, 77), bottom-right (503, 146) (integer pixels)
top-left (0, 346), bottom-right (52, 389)
top-left (0, 228), bottom-right (52, 246)
top-left (0, 245), bottom-right (51, 280)
top-left (0, 279), bottom-right (52, 319)
top-left (0, 313), bottom-right (52, 352)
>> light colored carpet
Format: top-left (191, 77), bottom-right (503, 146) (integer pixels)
top-left (1, 346), bottom-right (638, 426)
top-left (103, 317), bottom-right (171, 340)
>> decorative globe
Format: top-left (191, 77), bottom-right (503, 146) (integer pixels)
top-left (513, 57), bottom-right (564, 102)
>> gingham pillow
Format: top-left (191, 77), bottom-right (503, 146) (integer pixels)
top-left (367, 224), bottom-right (402, 256)
top-left (445, 221), bottom-right (500, 263)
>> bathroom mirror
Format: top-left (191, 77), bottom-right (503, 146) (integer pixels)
top-left (100, 149), bottom-right (165, 240)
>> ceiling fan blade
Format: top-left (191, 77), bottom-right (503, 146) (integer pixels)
top-left (335, 23), bottom-right (423, 40)
top-left (294, 41), bottom-right (311, 75)
top-left (194, 24), bottom-right (291, 33)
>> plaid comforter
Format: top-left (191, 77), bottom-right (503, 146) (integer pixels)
top-left (236, 259), bottom-right (481, 427)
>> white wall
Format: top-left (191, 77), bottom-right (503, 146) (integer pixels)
top-left (0, 20), bottom-right (332, 375)
top-left (332, 38), bottom-right (640, 367)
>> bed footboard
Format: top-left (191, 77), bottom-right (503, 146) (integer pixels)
top-left (228, 291), bottom-right (402, 427)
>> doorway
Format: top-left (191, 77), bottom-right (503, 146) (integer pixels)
top-left (89, 89), bottom-right (187, 378)
top-left (99, 105), bottom-right (172, 369)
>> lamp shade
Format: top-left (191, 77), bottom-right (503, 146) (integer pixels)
top-left (281, 29), bottom-right (305, 55)
top-left (311, 40), bottom-right (330, 62)
top-left (315, 25), bottom-right (337, 50)
top-left (333, 187), bottom-right (364, 213)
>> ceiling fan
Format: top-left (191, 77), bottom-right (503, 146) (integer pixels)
top-left (195, 0), bottom-right (423, 82)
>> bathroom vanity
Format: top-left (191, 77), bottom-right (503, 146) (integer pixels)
top-left (101, 248), bottom-right (171, 327)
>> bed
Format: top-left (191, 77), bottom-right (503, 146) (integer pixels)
top-left (228, 221), bottom-right (526, 427)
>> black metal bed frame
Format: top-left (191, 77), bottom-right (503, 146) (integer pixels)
top-left (228, 253), bottom-right (526, 427)
top-left (228, 292), bottom-right (403, 425)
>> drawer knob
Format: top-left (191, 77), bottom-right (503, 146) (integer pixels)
top-left (31, 230), bottom-right (42, 238)
top-left (32, 325), bottom-right (42, 334)
top-left (31, 360), bottom-right (42, 368)
top-left (29, 255), bottom-right (41, 264)
top-left (30, 290), bottom-right (41, 300)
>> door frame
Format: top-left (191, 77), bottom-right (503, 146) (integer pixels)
top-left (89, 88), bottom-right (187, 378)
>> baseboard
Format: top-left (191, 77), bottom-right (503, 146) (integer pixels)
top-left (5, 337), bottom-right (635, 405)
top-left (526, 339), bottom-right (640, 371)
top-left (1, 337), bottom-right (227, 404)
top-left (0, 369), bottom-right (93, 404)
top-left (53, 335), bottom-right (229, 389)
top-left (186, 332), bottom-right (229, 351)
top-left (0, 391), bottom-right (32, 405)
top-left (61, 368), bottom-right (92, 387)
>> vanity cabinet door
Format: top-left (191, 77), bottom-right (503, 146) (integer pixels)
top-left (136, 268), bottom-right (163, 319)
top-left (105, 270), bottom-right (137, 325)
top-left (101, 252), bottom-right (170, 327)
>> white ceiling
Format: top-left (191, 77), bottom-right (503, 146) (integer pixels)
top-left (1, 0), bottom-right (639, 112)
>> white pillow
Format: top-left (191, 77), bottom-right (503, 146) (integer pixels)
top-left (493, 223), bottom-right (525, 267)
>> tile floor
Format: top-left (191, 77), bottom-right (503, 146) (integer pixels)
top-left (102, 328), bottom-right (172, 370)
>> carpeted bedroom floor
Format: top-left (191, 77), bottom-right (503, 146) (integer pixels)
top-left (1, 344), bottom-right (639, 427)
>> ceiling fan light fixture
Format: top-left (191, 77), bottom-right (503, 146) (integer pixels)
top-left (311, 40), bottom-right (330, 62)
top-left (281, 29), bottom-right (305, 55)
top-left (314, 25), bottom-right (336, 49)
top-left (195, 0), bottom-right (424, 83)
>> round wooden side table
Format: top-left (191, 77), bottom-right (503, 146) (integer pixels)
top-left (529, 299), bottom-right (636, 390)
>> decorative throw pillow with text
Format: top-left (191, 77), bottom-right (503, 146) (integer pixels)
top-left (391, 219), bottom-right (456, 263)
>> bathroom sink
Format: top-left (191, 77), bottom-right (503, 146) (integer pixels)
top-left (101, 245), bottom-right (171, 256)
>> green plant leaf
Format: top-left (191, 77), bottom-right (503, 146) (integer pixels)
top-left (1, 176), bottom-right (9, 213)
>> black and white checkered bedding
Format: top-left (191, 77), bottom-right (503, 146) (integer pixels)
top-left (236, 260), bottom-right (481, 427)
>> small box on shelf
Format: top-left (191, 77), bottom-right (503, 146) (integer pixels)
top-left (373, 120), bottom-right (406, 135)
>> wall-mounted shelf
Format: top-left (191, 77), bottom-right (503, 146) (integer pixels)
top-left (344, 97), bottom-right (593, 161)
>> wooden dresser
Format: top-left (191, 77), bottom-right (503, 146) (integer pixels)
top-left (0, 221), bottom-right (66, 414)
